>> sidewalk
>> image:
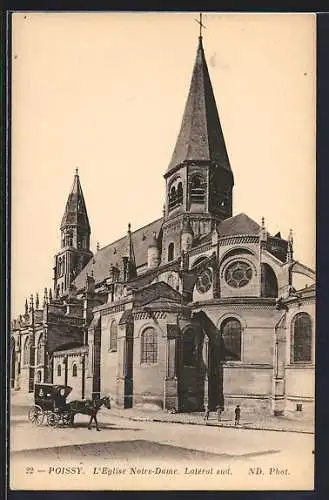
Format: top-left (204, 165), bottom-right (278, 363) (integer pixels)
top-left (10, 390), bottom-right (313, 434)
top-left (101, 407), bottom-right (314, 434)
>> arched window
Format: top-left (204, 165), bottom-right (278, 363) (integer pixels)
top-left (66, 231), bottom-right (73, 247)
top-left (36, 335), bottom-right (43, 365)
top-left (57, 364), bottom-right (62, 377)
top-left (58, 257), bottom-right (62, 277)
top-left (23, 337), bottom-right (29, 366)
top-left (141, 327), bottom-right (157, 364)
top-left (291, 313), bottom-right (312, 363)
top-left (72, 363), bottom-right (78, 377)
top-left (221, 318), bottom-right (242, 361)
top-left (110, 320), bottom-right (118, 352)
top-left (190, 175), bottom-right (205, 203)
top-left (177, 182), bottom-right (183, 204)
top-left (168, 178), bottom-right (183, 211)
top-left (168, 186), bottom-right (177, 210)
top-left (168, 242), bottom-right (174, 262)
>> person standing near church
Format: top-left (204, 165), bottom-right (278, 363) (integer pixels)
top-left (234, 405), bottom-right (241, 425)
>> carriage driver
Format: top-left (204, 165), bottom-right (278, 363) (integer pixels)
top-left (54, 387), bottom-right (67, 412)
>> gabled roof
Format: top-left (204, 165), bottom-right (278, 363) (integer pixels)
top-left (133, 281), bottom-right (182, 307)
top-left (61, 171), bottom-right (90, 232)
top-left (218, 213), bottom-right (260, 236)
top-left (73, 218), bottom-right (163, 290)
top-left (167, 36), bottom-right (231, 173)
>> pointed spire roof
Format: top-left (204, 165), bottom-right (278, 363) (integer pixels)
top-left (167, 36), bottom-right (231, 174)
top-left (61, 169), bottom-right (90, 232)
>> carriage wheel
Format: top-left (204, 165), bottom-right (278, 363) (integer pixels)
top-left (28, 405), bottom-right (44, 426)
top-left (47, 412), bottom-right (60, 428)
top-left (62, 412), bottom-right (73, 426)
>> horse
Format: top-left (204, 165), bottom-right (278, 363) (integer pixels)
top-left (66, 396), bottom-right (112, 426)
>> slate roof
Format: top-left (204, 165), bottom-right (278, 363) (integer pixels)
top-left (133, 281), bottom-right (182, 307)
top-left (73, 218), bottom-right (163, 290)
top-left (46, 324), bottom-right (84, 354)
top-left (217, 213), bottom-right (260, 236)
top-left (73, 213), bottom-right (263, 292)
top-left (61, 171), bottom-right (90, 232)
top-left (167, 36), bottom-right (231, 173)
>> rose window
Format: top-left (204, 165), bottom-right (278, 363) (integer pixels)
top-left (225, 261), bottom-right (253, 288)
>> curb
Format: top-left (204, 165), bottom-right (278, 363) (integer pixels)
top-left (107, 412), bottom-right (313, 435)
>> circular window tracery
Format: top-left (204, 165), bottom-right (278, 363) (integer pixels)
top-left (196, 269), bottom-right (212, 294)
top-left (225, 261), bottom-right (253, 288)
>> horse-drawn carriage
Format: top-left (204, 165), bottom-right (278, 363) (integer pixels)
top-left (28, 383), bottom-right (111, 428)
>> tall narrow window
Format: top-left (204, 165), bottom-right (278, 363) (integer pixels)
top-left (168, 186), bottom-right (177, 210)
top-left (72, 363), bottom-right (78, 377)
top-left (291, 313), bottom-right (312, 363)
top-left (58, 257), bottom-right (62, 277)
top-left (110, 320), bottom-right (118, 352)
top-left (168, 242), bottom-right (174, 262)
top-left (177, 182), bottom-right (183, 205)
top-left (57, 364), bottom-right (62, 377)
top-left (190, 175), bottom-right (205, 203)
top-left (66, 231), bottom-right (73, 247)
top-left (141, 327), bottom-right (157, 364)
top-left (36, 336), bottom-right (43, 365)
top-left (168, 178), bottom-right (183, 211)
top-left (221, 318), bottom-right (242, 361)
top-left (23, 337), bottom-right (29, 366)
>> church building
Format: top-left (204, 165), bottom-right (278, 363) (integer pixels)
top-left (11, 30), bottom-right (315, 418)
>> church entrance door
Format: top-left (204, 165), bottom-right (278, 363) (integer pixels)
top-left (178, 327), bottom-right (205, 412)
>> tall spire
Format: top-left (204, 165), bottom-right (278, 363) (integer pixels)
top-left (61, 169), bottom-right (90, 233)
top-left (55, 169), bottom-right (93, 298)
top-left (127, 223), bottom-right (136, 266)
top-left (126, 223), bottom-right (137, 280)
top-left (167, 33), bottom-right (231, 173)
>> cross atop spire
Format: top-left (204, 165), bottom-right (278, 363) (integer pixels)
top-left (195, 12), bottom-right (206, 39)
top-left (166, 18), bottom-right (231, 174)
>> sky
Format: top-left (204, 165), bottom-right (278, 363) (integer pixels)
top-left (11, 12), bottom-right (315, 317)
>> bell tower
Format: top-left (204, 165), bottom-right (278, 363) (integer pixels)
top-left (53, 169), bottom-right (93, 297)
top-left (162, 28), bottom-right (234, 263)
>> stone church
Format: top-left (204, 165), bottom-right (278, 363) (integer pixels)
top-left (11, 33), bottom-right (315, 418)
